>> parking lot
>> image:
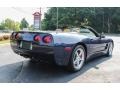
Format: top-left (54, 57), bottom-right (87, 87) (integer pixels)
top-left (0, 35), bottom-right (120, 83)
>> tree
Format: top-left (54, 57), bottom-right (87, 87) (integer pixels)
top-left (42, 7), bottom-right (120, 33)
top-left (29, 25), bottom-right (34, 31)
top-left (42, 7), bottom-right (95, 30)
top-left (4, 18), bottom-right (15, 30)
top-left (0, 18), bottom-right (21, 31)
top-left (13, 22), bottom-right (20, 31)
top-left (20, 18), bottom-right (29, 29)
top-left (0, 22), bottom-right (5, 30)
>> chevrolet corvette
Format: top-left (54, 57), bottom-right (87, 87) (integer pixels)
top-left (10, 26), bottom-right (114, 71)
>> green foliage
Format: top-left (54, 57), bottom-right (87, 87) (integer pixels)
top-left (29, 25), bottom-right (34, 31)
top-left (0, 18), bottom-right (29, 31)
top-left (14, 22), bottom-right (20, 31)
top-left (0, 23), bottom-right (5, 30)
top-left (20, 18), bottom-right (29, 30)
top-left (0, 18), bottom-right (20, 31)
top-left (42, 7), bottom-right (120, 33)
top-left (4, 18), bottom-right (15, 30)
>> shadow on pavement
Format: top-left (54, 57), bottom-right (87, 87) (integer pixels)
top-left (0, 56), bottom-right (112, 83)
top-left (0, 61), bottom-right (23, 83)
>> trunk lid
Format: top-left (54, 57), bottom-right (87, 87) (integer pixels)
top-left (11, 31), bottom-right (54, 46)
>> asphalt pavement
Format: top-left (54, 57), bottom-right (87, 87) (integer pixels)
top-left (0, 35), bottom-right (120, 83)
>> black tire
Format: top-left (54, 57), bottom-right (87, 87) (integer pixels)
top-left (106, 42), bottom-right (113, 57)
top-left (67, 45), bottom-right (86, 72)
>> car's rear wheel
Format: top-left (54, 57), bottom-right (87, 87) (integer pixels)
top-left (67, 45), bottom-right (86, 72)
top-left (106, 42), bottom-right (113, 56)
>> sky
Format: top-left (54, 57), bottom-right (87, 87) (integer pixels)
top-left (0, 7), bottom-right (48, 25)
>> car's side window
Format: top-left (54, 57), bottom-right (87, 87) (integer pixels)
top-left (80, 28), bottom-right (96, 37)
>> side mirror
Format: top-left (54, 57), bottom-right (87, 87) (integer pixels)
top-left (100, 35), bottom-right (105, 38)
top-left (100, 32), bottom-right (105, 38)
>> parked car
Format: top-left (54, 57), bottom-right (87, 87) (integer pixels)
top-left (10, 26), bottom-right (114, 71)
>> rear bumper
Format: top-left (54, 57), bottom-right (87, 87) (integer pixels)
top-left (10, 40), bottom-right (73, 66)
top-left (11, 40), bottom-right (54, 60)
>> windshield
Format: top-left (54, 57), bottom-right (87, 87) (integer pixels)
top-left (70, 28), bottom-right (97, 37)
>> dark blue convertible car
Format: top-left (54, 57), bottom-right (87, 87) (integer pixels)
top-left (10, 26), bottom-right (114, 71)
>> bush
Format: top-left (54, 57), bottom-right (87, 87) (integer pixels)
top-left (0, 36), bottom-right (4, 41)
top-left (3, 35), bottom-right (10, 40)
top-left (0, 34), bottom-right (10, 41)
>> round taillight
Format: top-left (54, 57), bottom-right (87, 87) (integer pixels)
top-left (34, 35), bottom-right (41, 42)
top-left (10, 32), bottom-right (15, 39)
top-left (15, 33), bottom-right (21, 39)
top-left (43, 35), bottom-right (52, 43)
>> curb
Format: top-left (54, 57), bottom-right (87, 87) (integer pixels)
top-left (0, 43), bottom-right (10, 46)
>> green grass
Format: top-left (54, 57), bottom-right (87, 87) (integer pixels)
top-left (0, 40), bottom-right (10, 44)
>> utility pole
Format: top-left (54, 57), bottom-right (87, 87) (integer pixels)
top-left (102, 8), bottom-right (105, 33)
top-left (39, 7), bottom-right (42, 30)
top-left (57, 7), bottom-right (58, 29)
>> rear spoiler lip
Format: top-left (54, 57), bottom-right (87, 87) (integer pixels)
top-left (13, 31), bottom-right (55, 34)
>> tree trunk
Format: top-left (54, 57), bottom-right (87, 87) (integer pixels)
top-left (102, 10), bottom-right (104, 33)
top-left (107, 17), bottom-right (110, 33)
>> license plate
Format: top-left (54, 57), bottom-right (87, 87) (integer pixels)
top-left (20, 41), bottom-right (32, 50)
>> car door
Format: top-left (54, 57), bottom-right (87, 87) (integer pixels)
top-left (89, 36), bottom-right (102, 53)
top-left (99, 35), bottom-right (108, 51)
top-left (87, 29), bottom-right (107, 53)
top-left (80, 28), bottom-right (102, 54)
